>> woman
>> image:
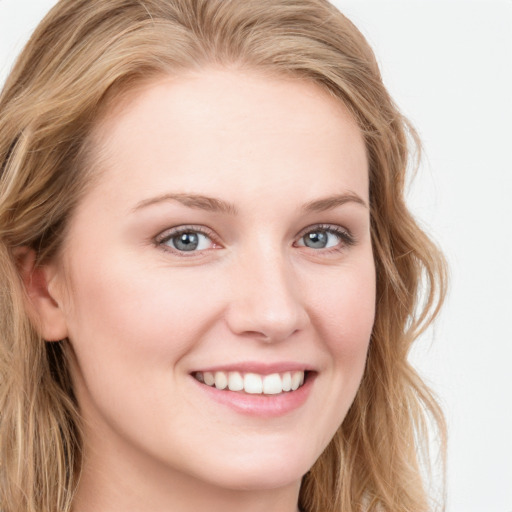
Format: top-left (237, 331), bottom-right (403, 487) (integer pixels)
top-left (0, 1), bottom-right (447, 511)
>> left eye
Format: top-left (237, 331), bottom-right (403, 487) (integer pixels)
top-left (296, 229), bottom-right (344, 249)
top-left (160, 230), bottom-right (214, 252)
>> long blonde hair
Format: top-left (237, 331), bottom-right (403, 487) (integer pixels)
top-left (0, 1), bottom-right (447, 511)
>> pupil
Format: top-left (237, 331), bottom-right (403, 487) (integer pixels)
top-left (305, 231), bottom-right (328, 249)
top-left (173, 232), bottom-right (199, 251)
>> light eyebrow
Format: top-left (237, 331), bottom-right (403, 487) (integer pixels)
top-left (132, 193), bottom-right (238, 215)
top-left (302, 192), bottom-right (368, 213)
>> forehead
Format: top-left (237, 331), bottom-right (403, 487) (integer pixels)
top-left (81, 68), bottom-right (368, 214)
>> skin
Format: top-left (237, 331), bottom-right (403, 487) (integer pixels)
top-left (33, 68), bottom-right (375, 512)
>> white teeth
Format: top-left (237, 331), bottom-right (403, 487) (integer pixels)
top-left (228, 371), bottom-right (244, 391)
top-left (282, 372), bottom-right (292, 392)
top-left (291, 371), bottom-right (302, 391)
top-left (195, 370), bottom-right (307, 395)
top-left (214, 371), bottom-right (228, 390)
top-left (262, 373), bottom-right (283, 394)
top-left (244, 373), bottom-right (263, 394)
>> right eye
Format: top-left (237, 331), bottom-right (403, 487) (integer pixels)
top-left (157, 227), bottom-right (217, 253)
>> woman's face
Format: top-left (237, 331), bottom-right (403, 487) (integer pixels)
top-left (48, 69), bottom-right (375, 495)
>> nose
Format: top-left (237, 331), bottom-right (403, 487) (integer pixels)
top-left (225, 249), bottom-right (310, 343)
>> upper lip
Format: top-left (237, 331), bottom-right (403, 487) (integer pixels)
top-left (191, 361), bottom-right (316, 375)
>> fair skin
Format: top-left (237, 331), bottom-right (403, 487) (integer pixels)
top-left (31, 68), bottom-right (375, 512)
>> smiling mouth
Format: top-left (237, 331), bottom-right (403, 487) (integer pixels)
top-left (193, 370), bottom-right (307, 395)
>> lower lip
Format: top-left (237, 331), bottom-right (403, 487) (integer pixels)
top-left (191, 373), bottom-right (315, 418)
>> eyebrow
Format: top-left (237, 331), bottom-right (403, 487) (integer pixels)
top-left (132, 193), bottom-right (238, 215)
top-left (302, 192), bottom-right (368, 212)
top-left (132, 191), bottom-right (367, 215)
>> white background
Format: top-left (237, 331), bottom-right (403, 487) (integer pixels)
top-left (1, 1), bottom-right (511, 511)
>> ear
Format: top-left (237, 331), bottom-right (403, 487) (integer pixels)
top-left (15, 247), bottom-right (69, 342)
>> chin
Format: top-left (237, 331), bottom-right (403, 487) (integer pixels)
top-left (207, 466), bottom-right (305, 492)
top-left (188, 444), bottom-right (315, 492)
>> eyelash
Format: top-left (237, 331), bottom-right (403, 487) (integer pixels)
top-left (155, 223), bottom-right (356, 257)
top-left (295, 224), bottom-right (356, 253)
top-left (155, 225), bottom-right (219, 257)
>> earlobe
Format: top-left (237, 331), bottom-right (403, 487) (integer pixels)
top-left (14, 247), bottom-right (69, 342)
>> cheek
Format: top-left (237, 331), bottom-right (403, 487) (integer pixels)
top-left (305, 256), bottom-right (375, 428)
top-left (291, 257), bottom-right (375, 451)
top-left (62, 256), bottom-right (223, 376)
top-left (60, 256), bottom-right (226, 448)
top-left (308, 257), bottom-right (376, 360)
